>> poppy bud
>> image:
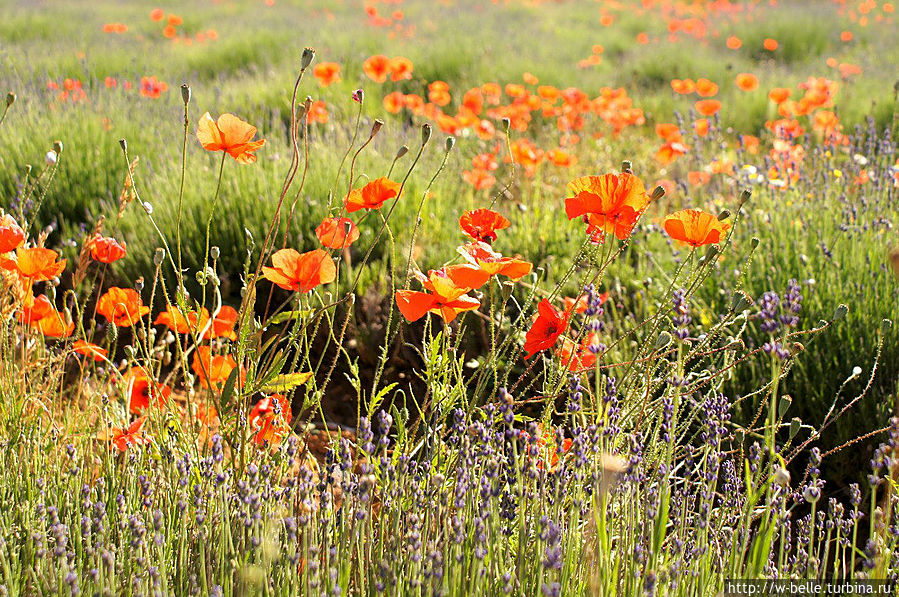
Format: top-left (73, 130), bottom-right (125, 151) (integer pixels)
top-left (106, 321), bottom-right (118, 344)
top-left (621, 160), bottom-right (632, 174)
top-left (717, 209), bottom-right (730, 221)
top-left (124, 345), bottom-right (136, 359)
top-left (702, 244), bottom-right (718, 263)
top-left (369, 119), bottom-right (384, 139)
top-left (53, 140), bottom-right (63, 155)
top-left (750, 237), bottom-right (760, 249)
top-left (739, 189), bottom-right (752, 205)
top-left (295, 104), bottom-right (307, 121)
top-left (45, 151), bottom-right (58, 166)
top-left (831, 304), bottom-right (848, 321)
top-left (180, 84), bottom-right (191, 105)
top-left (420, 123), bottom-right (431, 145)
top-left (119, 138), bottom-right (128, 152)
top-left (773, 466), bottom-right (790, 487)
top-left (301, 47), bottom-right (315, 70)
top-left (778, 395), bottom-right (792, 418)
top-left (650, 185), bottom-right (666, 201)
top-left (352, 89), bottom-right (364, 104)
top-left (51, 276), bottom-right (60, 288)
top-left (154, 248), bottom-right (165, 266)
top-left (395, 145), bottom-right (409, 159)
top-left (500, 117), bottom-right (511, 132)
top-left (445, 136), bottom-right (455, 152)
top-left (789, 417), bottom-right (801, 438)
top-left (210, 246), bottom-right (220, 260)
top-left (6, 92), bottom-right (15, 107)
top-left (731, 291), bottom-right (750, 312)
top-left (655, 331), bottom-right (671, 350)
top-left (137, 328), bottom-right (146, 342)
top-left (135, 278), bottom-right (144, 292)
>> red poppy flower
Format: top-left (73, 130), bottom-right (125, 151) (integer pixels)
top-left (694, 99), bottom-right (722, 116)
top-left (96, 287), bottom-right (150, 327)
top-left (564, 173), bottom-right (651, 241)
top-left (262, 248), bottom-right (336, 293)
top-left (17, 293), bottom-right (53, 324)
top-left (726, 35), bottom-right (742, 49)
top-left (88, 236), bottom-right (127, 264)
top-left (197, 112), bottom-right (265, 164)
top-left (395, 269), bottom-right (480, 323)
top-left (459, 209), bottom-right (510, 243)
top-left (563, 292), bottom-right (608, 314)
top-left (388, 56), bottom-right (414, 81)
top-left (313, 62), bottom-right (341, 87)
top-left (73, 340), bottom-right (108, 361)
top-left (123, 367), bottom-right (172, 413)
top-left (101, 417), bottom-right (149, 452)
top-left (0, 214), bottom-right (26, 253)
top-left (192, 346), bottom-right (237, 389)
top-left (344, 177), bottom-right (401, 212)
top-left (249, 394), bottom-right (293, 446)
top-left (207, 306), bottom-right (238, 341)
top-left (523, 299), bottom-right (568, 359)
top-left (735, 73), bottom-right (759, 91)
top-left (555, 332), bottom-right (601, 372)
top-left (768, 88), bottom-right (792, 104)
top-left (663, 209), bottom-right (731, 247)
top-left (316, 217), bottom-right (360, 249)
top-left (457, 242), bottom-right (533, 283)
top-left (363, 54), bottom-right (391, 83)
top-left (0, 247), bottom-right (66, 283)
top-left (695, 78), bottom-right (718, 97)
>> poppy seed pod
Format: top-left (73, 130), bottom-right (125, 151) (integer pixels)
top-left (621, 160), bottom-right (632, 173)
top-left (702, 244), bottom-right (718, 263)
top-left (650, 185), bottom-right (666, 201)
top-left (445, 136), bottom-right (456, 152)
top-left (6, 92), bottom-right (15, 107)
top-left (739, 189), bottom-right (752, 205)
top-left (301, 47), bottom-right (315, 70)
top-left (210, 246), bottom-right (220, 260)
top-left (773, 467), bottom-right (790, 487)
top-left (370, 119), bottom-right (384, 138)
top-left (500, 117), bottom-right (511, 132)
top-left (153, 248), bottom-right (165, 266)
top-left (395, 145), bottom-right (409, 159)
top-left (717, 209), bottom-right (731, 221)
top-left (180, 84), bottom-right (191, 105)
top-left (106, 319), bottom-right (118, 344)
top-left (750, 237), bottom-right (760, 249)
top-left (778, 395), bottom-right (792, 418)
top-left (789, 417), bottom-right (801, 438)
top-left (53, 140), bottom-right (63, 155)
top-left (832, 304), bottom-right (849, 321)
top-left (420, 123), bottom-right (432, 145)
top-left (295, 104), bottom-right (307, 121)
top-left (119, 138), bottom-right (128, 152)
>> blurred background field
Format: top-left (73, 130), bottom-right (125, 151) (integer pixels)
top-left (1, 0), bottom-right (898, 483)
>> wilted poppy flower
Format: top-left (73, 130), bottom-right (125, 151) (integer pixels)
top-left (459, 209), bottom-right (510, 243)
top-left (0, 247), bottom-right (66, 282)
top-left (523, 299), bottom-right (568, 359)
top-left (735, 73), bottom-right (759, 91)
top-left (344, 177), bottom-right (401, 212)
top-left (395, 269), bottom-right (480, 323)
top-left (96, 287), bottom-right (150, 327)
top-left (694, 99), bottom-right (722, 116)
top-left (192, 346), bottom-right (237, 388)
top-left (663, 209), bottom-right (731, 247)
top-left (316, 217), bottom-right (360, 249)
top-left (73, 340), bottom-right (108, 361)
top-left (123, 367), bottom-right (172, 413)
top-left (249, 394), bottom-right (292, 446)
top-left (564, 173), bottom-right (651, 240)
top-left (101, 417), bottom-right (149, 452)
top-left (313, 62), bottom-right (341, 86)
top-left (262, 248), bottom-right (336, 293)
top-left (197, 112), bottom-right (266, 164)
top-left (363, 54), bottom-right (391, 83)
top-left (88, 236), bottom-right (127, 264)
top-left (0, 214), bottom-right (26, 253)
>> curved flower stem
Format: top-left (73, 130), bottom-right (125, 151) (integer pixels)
top-left (175, 97), bottom-right (190, 296)
top-left (200, 152), bottom-right (227, 310)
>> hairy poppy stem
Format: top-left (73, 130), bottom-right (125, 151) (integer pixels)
top-left (200, 152), bottom-right (227, 311)
top-left (175, 87), bottom-right (190, 298)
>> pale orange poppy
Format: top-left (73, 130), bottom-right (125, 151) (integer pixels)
top-left (196, 112), bottom-right (265, 164)
top-left (663, 209), bottom-right (731, 247)
top-left (262, 249), bottom-right (336, 293)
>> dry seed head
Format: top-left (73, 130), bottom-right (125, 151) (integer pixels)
top-left (420, 123), bottom-right (432, 145)
top-left (370, 119), bottom-right (384, 139)
top-left (301, 47), bottom-right (315, 70)
top-left (6, 92), bottom-right (15, 107)
top-left (395, 145), bottom-right (409, 159)
top-left (445, 136), bottom-right (456, 152)
top-left (52, 140), bottom-right (63, 155)
top-left (621, 160), bottom-right (633, 173)
top-left (650, 185), bottom-right (666, 201)
top-left (180, 84), bottom-right (191, 105)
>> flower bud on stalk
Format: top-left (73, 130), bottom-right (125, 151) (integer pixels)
top-left (420, 123), bottom-right (432, 145)
top-left (395, 145), bottom-right (409, 160)
top-left (369, 119), bottom-right (384, 139)
top-left (6, 92), bottom-right (15, 107)
top-left (180, 84), bottom-right (191, 105)
top-left (301, 47), bottom-right (315, 70)
top-left (445, 136), bottom-right (455, 152)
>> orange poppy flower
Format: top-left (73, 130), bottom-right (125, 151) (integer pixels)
top-left (735, 73), bottom-right (759, 91)
top-left (18, 294), bottom-right (54, 324)
top-left (768, 88), bottom-right (792, 104)
top-left (88, 236), bottom-right (127, 264)
top-left (388, 56), bottom-right (414, 81)
top-left (428, 81), bottom-right (451, 106)
top-left (459, 208), bottom-right (510, 243)
top-left (207, 306), bottom-right (238, 340)
top-left (0, 247), bottom-right (66, 282)
top-left (655, 141), bottom-right (690, 165)
top-left (462, 169), bottom-right (497, 190)
top-left (96, 287), bottom-right (150, 327)
top-left (249, 394), bottom-right (293, 446)
top-left (192, 346), bottom-right (237, 388)
top-left (695, 78), bottom-right (719, 97)
top-left (670, 79), bottom-right (696, 94)
top-left (262, 248), bottom-right (336, 293)
top-left (555, 332), bottom-right (600, 372)
top-left (363, 54), bottom-right (391, 82)
top-left (663, 209), bottom-right (731, 247)
top-left (305, 101), bottom-right (328, 124)
top-left (32, 308), bottom-right (74, 338)
top-left (196, 112), bottom-right (266, 164)
top-left (395, 269), bottom-right (480, 323)
top-left (763, 38), bottom-right (779, 51)
top-left (655, 123), bottom-right (682, 142)
top-left (457, 242), bottom-right (533, 284)
top-left (0, 214), bottom-right (26, 254)
top-left (383, 91), bottom-right (406, 114)
top-left (687, 171), bottom-right (711, 186)
top-left (150, 8), bottom-right (164, 21)
top-left (344, 177), bottom-right (401, 212)
top-left (563, 291), bottom-right (608, 314)
top-left (102, 417), bottom-right (149, 452)
top-left (564, 173), bottom-right (651, 241)
top-left (316, 217), bottom-right (360, 249)
top-left (726, 35), bottom-right (742, 49)
top-left (313, 62), bottom-right (341, 86)
top-left (523, 299), bottom-right (569, 359)
top-left (694, 118), bottom-right (710, 136)
top-left (73, 340), bottom-right (108, 361)
top-left (694, 99), bottom-right (722, 116)
top-left (123, 367), bottom-right (172, 413)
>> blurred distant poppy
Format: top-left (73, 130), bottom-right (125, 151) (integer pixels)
top-left (344, 177), bottom-right (401, 212)
top-left (763, 38), bottom-right (779, 51)
top-left (388, 56), bottom-right (414, 81)
top-left (313, 62), bottom-right (341, 87)
top-left (459, 209), bottom-right (510, 243)
top-left (262, 248), bottom-right (336, 293)
top-left (768, 88), bottom-right (792, 104)
top-left (197, 112), bottom-right (266, 164)
top-left (96, 287), bottom-right (150, 327)
top-left (726, 35), bottom-right (742, 49)
top-left (695, 78), bottom-right (718, 97)
top-left (523, 299), bottom-right (568, 359)
top-left (663, 209), bottom-right (731, 247)
top-left (363, 55), bottom-right (391, 82)
top-left (694, 99), bottom-right (722, 116)
top-left (670, 79), bottom-right (696, 94)
top-left (249, 394), bottom-right (292, 446)
top-left (735, 73), bottom-right (759, 91)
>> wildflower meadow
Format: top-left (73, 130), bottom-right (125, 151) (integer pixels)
top-left (1, 0), bottom-right (899, 594)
